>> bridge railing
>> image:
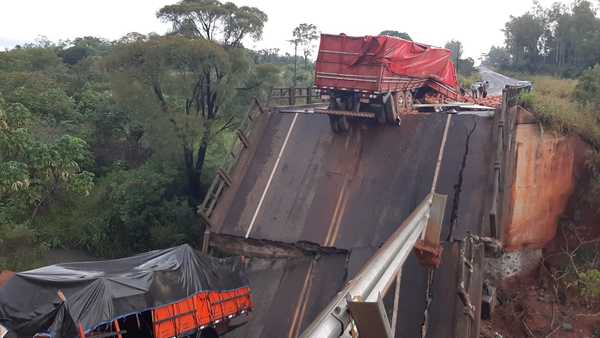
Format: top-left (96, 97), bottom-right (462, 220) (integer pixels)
top-left (300, 193), bottom-right (447, 338)
top-left (199, 98), bottom-right (266, 223)
top-left (269, 87), bottom-right (321, 106)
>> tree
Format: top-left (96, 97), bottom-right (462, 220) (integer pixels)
top-left (379, 30), bottom-right (412, 41)
top-left (293, 23), bottom-right (318, 70)
top-left (290, 23), bottom-right (319, 86)
top-left (575, 64), bottom-right (600, 110)
top-left (503, 12), bottom-right (546, 71)
top-left (0, 98), bottom-right (94, 224)
top-left (157, 0), bottom-right (267, 47)
top-left (222, 3), bottom-right (268, 47)
top-left (105, 35), bottom-right (250, 201)
top-left (444, 40), bottom-right (463, 66)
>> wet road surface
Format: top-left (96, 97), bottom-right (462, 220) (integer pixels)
top-left (210, 102), bottom-right (497, 337)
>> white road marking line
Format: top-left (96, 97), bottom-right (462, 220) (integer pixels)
top-left (288, 261), bottom-right (315, 338)
top-left (430, 114), bottom-right (452, 194)
top-left (245, 113), bottom-right (299, 238)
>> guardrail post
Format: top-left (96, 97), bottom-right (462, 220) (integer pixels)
top-left (289, 88), bottom-right (294, 105)
top-left (306, 87), bottom-right (312, 104)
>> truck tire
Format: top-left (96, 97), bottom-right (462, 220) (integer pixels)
top-left (337, 116), bottom-right (350, 133)
top-left (197, 328), bottom-right (218, 338)
top-left (375, 105), bottom-right (386, 124)
top-left (329, 115), bottom-right (341, 133)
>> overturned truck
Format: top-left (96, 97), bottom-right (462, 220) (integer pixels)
top-left (315, 34), bottom-right (459, 132)
top-left (0, 245), bottom-right (252, 338)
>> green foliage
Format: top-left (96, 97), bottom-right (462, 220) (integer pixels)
top-left (489, 1), bottom-right (600, 75)
top-left (578, 269), bottom-right (600, 300)
top-left (459, 71), bottom-right (481, 89)
top-left (77, 163), bottom-right (197, 257)
top-left (445, 40), bottom-right (463, 64)
top-left (522, 76), bottom-right (600, 146)
top-left (0, 71), bottom-right (78, 123)
top-left (485, 46), bottom-right (511, 70)
top-left (0, 1), bottom-right (288, 269)
top-left (0, 223), bottom-right (47, 271)
top-left (0, 99), bottom-right (94, 223)
top-left (574, 64), bottom-right (600, 110)
top-left (157, 0), bottom-right (267, 46)
top-left (518, 92), bottom-right (536, 110)
top-left (105, 34), bottom-right (251, 200)
top-left (379, 30), bottom-right (412, 41)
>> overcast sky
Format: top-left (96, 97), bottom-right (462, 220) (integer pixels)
top-left (0, 0), bottom-right (569, 60)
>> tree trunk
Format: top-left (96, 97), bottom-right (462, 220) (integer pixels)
top-left (304, 53), bottom-right (308, 70)
top-left (183, 144), bottom-right (200, 201)
top-left (195, 125), bottom-right (211, 177)
top-left (293, 42), bottom-right (298, 88)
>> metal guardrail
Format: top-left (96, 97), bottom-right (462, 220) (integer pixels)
top-left (198, 88), bottom-right (325, 228)
top-left (300, 193), bottom-right (447, 338)
top-left (270, 87), bottom-right (321, 106)
top-left (488, 84), bottom-right (532, 239)
top-left (199, 98), bottom-right (266, 221)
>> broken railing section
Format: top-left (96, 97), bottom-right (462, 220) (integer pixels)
top-left (299, 193), bottom-right (447, 338)
top-left (453, 234), bottom-right (503, 337)
top-left (489, 84), bottom-right (532, 239)
top-left (199, 98), bottom-right (266, 222)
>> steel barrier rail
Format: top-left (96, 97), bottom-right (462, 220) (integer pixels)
top-left (299, 193), bottom-right (443, 338)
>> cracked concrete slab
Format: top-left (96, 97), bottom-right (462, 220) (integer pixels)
top-left (210, 105), bottom-right (496, 336)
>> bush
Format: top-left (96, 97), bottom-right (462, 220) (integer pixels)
top-left (578, 269), bottom-right (600, 301)
top-left (77, 163), bottom-right (198, 257)
top-left (574, 64), bottom-right (600, 110)
top-left (518, 92), bottom-right (535, 111)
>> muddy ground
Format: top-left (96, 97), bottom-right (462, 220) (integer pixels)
top-left (481, 210), bottom-right (600, 338)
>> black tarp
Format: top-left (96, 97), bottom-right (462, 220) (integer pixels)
top-left (0, 245), bottom-right (248, 338)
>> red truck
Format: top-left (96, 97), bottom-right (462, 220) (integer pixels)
top-left (315, 34), bottom-right (459, 132)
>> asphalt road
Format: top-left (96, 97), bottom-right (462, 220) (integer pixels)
top-left (480, 66), bottom-right (527, 96)
top-left (213, 67), bottom-right (519, 338)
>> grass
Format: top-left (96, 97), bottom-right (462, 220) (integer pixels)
top-left (459, 72), bottom-right (481, 89)
top-left (522, 75), bottom-right (600, 148)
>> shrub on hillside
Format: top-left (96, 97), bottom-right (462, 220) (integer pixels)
top-left (575, 65), bottom-right (600, 110)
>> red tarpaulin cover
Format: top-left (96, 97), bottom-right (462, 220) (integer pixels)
top-left (315, 34), bottom-right (458, 94)
top-left (355, 35), bottom-right (458, 88)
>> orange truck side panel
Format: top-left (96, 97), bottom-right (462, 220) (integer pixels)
top-left (153, 288), bottom-right (253, 338)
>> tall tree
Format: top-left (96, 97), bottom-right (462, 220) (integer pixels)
top-left (157, 0), bottom-right (267, 47)
top-left (504, 12), bottom-right (546, 71)
top-left (222, 3), bottom-right (268, 47)
top-left (485, 46), bottom-right (511, 69)
top-left (294, 23), bottom-right (319, 70)
top-left (290, 23), bottom-right (319, 86)
top-left (105, 35), bottom-right (249, 201)
top-left (444, 40), bottom-right (463, 65)
top-left (379, 30), bottom-right (412, 41)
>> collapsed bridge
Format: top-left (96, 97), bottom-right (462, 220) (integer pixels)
top-left (199, 70), bottom-right (529, 337)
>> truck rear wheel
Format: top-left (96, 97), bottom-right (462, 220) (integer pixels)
top-left (329, 115), bottom-right (341, 133)
top-left (337, 116), bottom-right (350, 132)
top-left (375, 105), bottom-right (387, 124)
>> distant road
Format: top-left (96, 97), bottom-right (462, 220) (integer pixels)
top-left (479, 66), bottom-right (528, 96)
